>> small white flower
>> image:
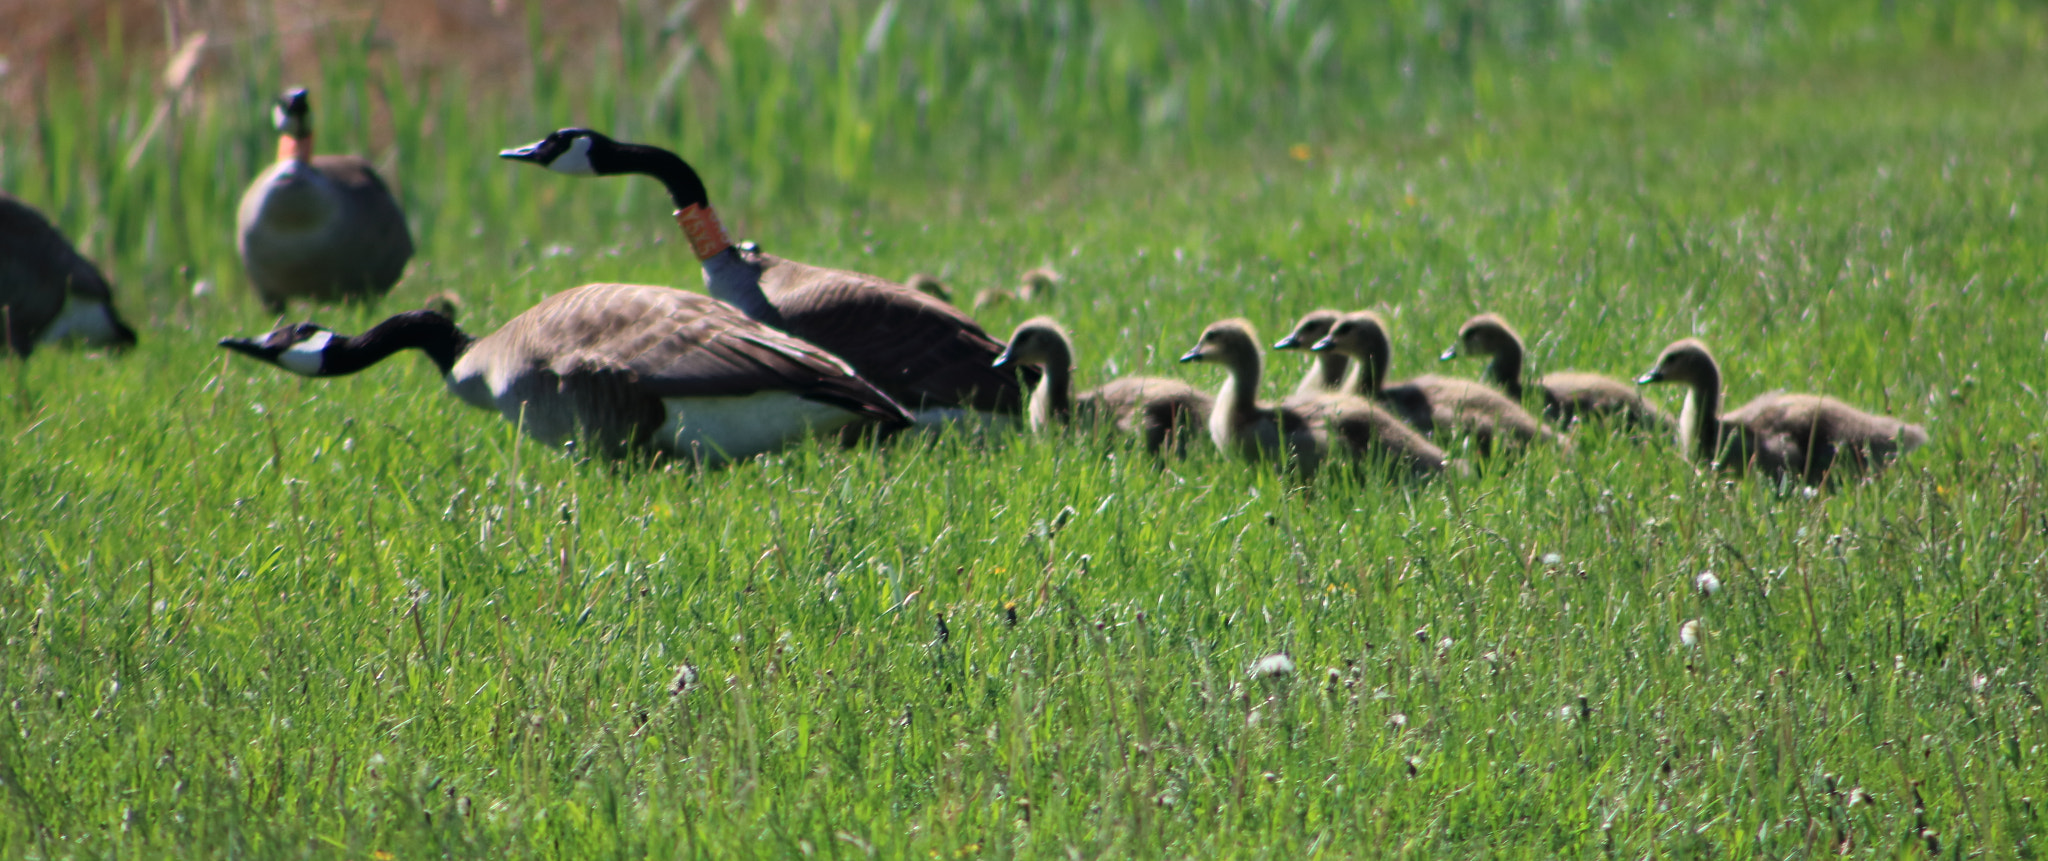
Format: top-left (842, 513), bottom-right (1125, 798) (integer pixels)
top-left (1559, 706), bottom-right (1575, 721)
top-left (1541, 552), bottom-right (1563, 566)
top-left (1250, 653), bottom-right (1295, 678)
top-left (190, 279), bottom-right (215, 298)
top-left (1436, 637), bottom-right (1454, 653)
top-left (1388, 713), bottom-right (1407, 728)
top-left (1970, 674), bottom-right (1989, 693)
top-left (1695, 571), bottom-right (1721, 595)
top-left (1679, 619), bottom-right (1702, 648)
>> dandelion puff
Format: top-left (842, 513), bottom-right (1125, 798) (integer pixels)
top-left (1695, 571), bottom-right (1721, 595)
top-left (1250, 653), bottom-right (1295, 678)
top-left (1970, 673), bottom-right (1989, 693)
top-left (1388, 713), bottom-right (1408, 729)
top-left (1541, 552), bottom-right (1562, 566)
top-left (1679, 619), bottom-right (1702, 648)
top-left (669, 663), bottom-right (699, 695)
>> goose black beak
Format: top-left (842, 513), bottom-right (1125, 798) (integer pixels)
top-left (1177, 346), bottom-right (1206, 364)
top-left (1635, 369), bottom-right (1664, 385)
top-left (1439, 345), bottom-right (1459, 361)
top-left (991, 348), bottom-right (1017, 370)
top-left (1308, 336), bottom-right (1337, 353)
top-left (218, 336), bottom-right (276, 361)
top-left (1272, 333), bottom-right (1302, 350)
top-left (498, 140), bottom-right (551, 163)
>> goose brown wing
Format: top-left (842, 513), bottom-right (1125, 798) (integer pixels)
top-left (513, 284), bottom-right (911, 426)
top-left (753, 253), bottom-right (1037, 413)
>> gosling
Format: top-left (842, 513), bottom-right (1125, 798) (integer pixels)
top-left (1637, 338), bottom-right (1927, 485)
top-left (993, 316), bottom-right (1212, 456)
top-left (1442, 312), bottom-right (1671, 431)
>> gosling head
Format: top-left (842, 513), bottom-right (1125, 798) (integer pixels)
top-left (1308, 310), bottom-right (1391, 359)
top-left (1442, 312), bottom-right (1520, 361)
top-left (1636, 338), bottom-right (1718, 386)
top-left (499, 128), bottom-right (625, 177)
top-left (220, 321), bottom-right (342, 377)
top-left (1179, 319), bottom-right (1262, 366)
top-left (992, 316), bottom-right (1072, 371)
top-left (1272, 309), bottom-right (1342, 351)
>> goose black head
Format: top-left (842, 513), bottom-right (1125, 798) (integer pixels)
top-left (499, 128), bottom-right (619, 176)
top-left (273, 88), bottom-right (311, 136)
top-left (993, 316), bottom-right (1070, 370)
top-left (1180, 319), bottom-right (1260, 365)
top-left (220, 322), bottom-right (338, 376)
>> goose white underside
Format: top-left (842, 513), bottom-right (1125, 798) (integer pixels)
top-left (653, 392), bottom-right (861, 465)
top-left (37, 296), bottom-right (122, 346)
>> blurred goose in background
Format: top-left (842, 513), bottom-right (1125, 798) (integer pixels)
top-left (499, 128), bottom-right (1032, 424)
top-left (0, 192), bottom-right (137, 356)
top-left (237, 88), bottom-right (414, 314)
top-left (1178, 319), bottom-right (1323, 474)
top-left (1637, 338), bottom-right (1927, 484)
top-left (1442, 312), bottom-right (1671, 431)
top-left (1313, 310), bottom-right (1564, 456)
top-left (218, 283), bottom-right (912, 465)
top-left (972, 266), bottom-right (1060, 311)
top-left (1271, 308), bottom-right (1350, 398)
top-left (992, 316), bottom-right (1211, 455)
top-left (904, 273), bottom-right (952, 303)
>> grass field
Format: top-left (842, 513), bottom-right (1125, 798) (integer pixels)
top-left (4, 1), bottom-right (2048, 857)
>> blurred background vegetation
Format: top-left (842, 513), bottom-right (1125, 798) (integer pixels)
top-left (4, 0), bottom-right (2042, 315)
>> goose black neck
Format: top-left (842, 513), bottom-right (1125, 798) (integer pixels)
top-left (327, 310), bottom-right (474, 377)
top-left (1348, 334), bottom-right (1391, 396)
top-left (609, 143), bottom-right (713, 212)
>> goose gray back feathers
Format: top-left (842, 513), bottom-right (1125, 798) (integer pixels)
top-left (0, 192), bottom-right (137, 356)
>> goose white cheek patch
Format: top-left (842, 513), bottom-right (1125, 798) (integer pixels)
top-left (549, 136), bottom-right (596, 175)
top-left (277, 331), bottom-right (333, 375)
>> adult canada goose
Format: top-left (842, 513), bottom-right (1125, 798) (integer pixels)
top-left (237, 88), bottom-right (414, 314)
top-left (1271, 309), bottom-right (1350, 398)
top-left (1312, 310), bottom-right (1562, 456)
top-left (0, 192), bottom-right (137, 356)
top-left (1441, 312), bottom-right (1671, 431)
top-left (1636, 338), bottom-right (1927, 484)
top-left (1177, 319), bottom-right (1445, 478)
top-left (218, 283), bottom-right (913, 465)
top-left (499, 129), bottom-right (1031, 422)
top-left (991, 316), bottom-right (1211, 455)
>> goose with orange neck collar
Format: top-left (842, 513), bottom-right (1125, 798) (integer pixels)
top-left (499, 128), bottom-right (1034, 424)
top-left (236, 88), bottom-right (414, 314)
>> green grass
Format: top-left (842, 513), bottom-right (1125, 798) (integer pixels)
top-left (4, 2), bottom-right (2048, 857)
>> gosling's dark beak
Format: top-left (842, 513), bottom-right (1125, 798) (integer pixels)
top-left (1635, 369), bottom-right (1664, 385)
top-left (991, 346), bottom-right (1017, 370)
top-left (1439, 345), bottom-right (1459, 361)
top-left (1308, 336), bottom-right (1337, 353)
top-left (1177, 346), bottom-right (1205, 364)
top-left (1272, 333), bottom-right (1302, 350)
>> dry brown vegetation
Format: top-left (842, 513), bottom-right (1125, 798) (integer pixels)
top-left (0, 0), bottom-right (750, 108)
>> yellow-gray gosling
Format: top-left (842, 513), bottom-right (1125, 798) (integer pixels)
top-left (992, 316), bottom-right (1212, 455)
top-left (1314, 310), bottom-right (1564, 456)
top-left (1637, 338), bottom-right (1927, 485)
top-left (1271, 309), bottom-right (1351, 398)
top-left (1442, 312), bottom-right (1671, 431)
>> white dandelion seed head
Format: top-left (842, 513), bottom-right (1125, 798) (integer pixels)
top-left (1541, 552), bottom-right (1563, 565)
top-left (1695, 571), bottom-right (1721, 595)
top-left (1680, 619), bottom-right (1702, 648)
top-left (1437, 637), bottom-right (1454, 652)
top-left (1559, 705), bottom-right (1575, 721)
top-left (1249, 653), bottom-right (1295, 679)
top-left (1971, 674), bottom-right (1989, 693)
top-left (1389, 713), bottom-right (1408, 728)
